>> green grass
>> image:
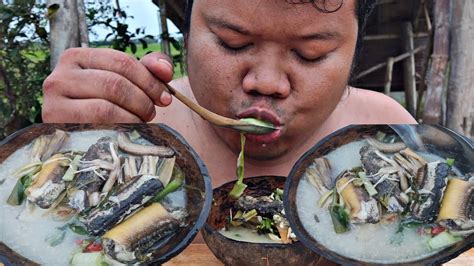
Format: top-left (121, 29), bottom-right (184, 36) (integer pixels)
top-left (21, 42), bottom-right (185, 78)
top-left (95, 42), bottom-right (185, 78)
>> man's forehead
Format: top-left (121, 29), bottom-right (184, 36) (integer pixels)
top-left (194, 0), bottom-right (357, 37)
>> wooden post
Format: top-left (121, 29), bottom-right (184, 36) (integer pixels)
top-left (446, 0), bottom-right (474, 138)
top-left (77, 0), bottom-right (89, 48)
top-left (423, 0), bottom-right (451, 124)
top-left (384, 57), bottom-right (395, 95)
top-left (401, 22), bottom-right (417, 116)
top-left (158, 0), bottom-right (171, 57)
top-left (48, 0), bottom-right (89, 68)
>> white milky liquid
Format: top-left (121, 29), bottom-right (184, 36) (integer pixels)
top-left (0, 130), bottom-right (186, 265)
top-left (295, 140), bottom-right (451, 263)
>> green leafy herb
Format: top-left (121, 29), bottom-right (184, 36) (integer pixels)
top-left (272, 188), bottom-right (284, 201)
top-left (239, 118), bottom-right (275, 129)
top-left (7, 174), bottom-right (33, 206)
top-left (151, 167), bottom-right (185, 202)
top-left (45, 229), bottom-right (66, 247)
top-left (446, 158), bottom-right (455, 167)
top-left (329, 192), bottom-right (350, 234)
top-left (69, 224), bottom-right (89, 236)
top-left (229, 134), bottom-right (248, 199)
top-left (428, 231), bottom-right (462, 250)
top-left (257, 217), bottom-right (275, 234)
top-left (70, 252), bottom-right (109, 266)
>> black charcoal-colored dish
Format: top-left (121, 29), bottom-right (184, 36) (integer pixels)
top-left (202, 175), bottom-right (320, 266)
top-left (0, 124), bottom-right (212, 265)
top-left (284, 124), bottom-right (473, 266)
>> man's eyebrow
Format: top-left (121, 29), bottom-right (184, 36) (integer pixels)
top-left (205, 16), bottom-right (251, 35)
top-left (300, 31), bottom-right (341, 41)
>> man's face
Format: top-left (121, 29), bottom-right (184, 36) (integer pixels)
top-left (186, 0), bottom-right (358, 160)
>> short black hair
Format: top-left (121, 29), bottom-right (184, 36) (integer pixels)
top-left (183, 0), bottom-right (376, 78)
top-left (183, 0), bottom-right (375, 37)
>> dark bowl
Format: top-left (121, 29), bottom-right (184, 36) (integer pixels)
top-left (284, 125), bottom-right (474, 266)
top-left (202, 175), bottom-right (320, 266)
top-left (0, 124), bottom-right (212, 265)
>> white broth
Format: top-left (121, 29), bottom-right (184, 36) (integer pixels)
top-left (295, 140), bottom-right (452, 263)
top-left (0, 130), bottom-right (186, 265)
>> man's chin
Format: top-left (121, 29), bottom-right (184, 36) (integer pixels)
top-left (244, 145), bottom-right (289, 161)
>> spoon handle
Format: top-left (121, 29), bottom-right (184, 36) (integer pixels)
top-left (163, 83), bottom-right (240, 127)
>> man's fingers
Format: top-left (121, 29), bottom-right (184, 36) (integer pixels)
top-left (42, 97), bottom-right (143, 123)
top-left (140, 52), bottom-right (175, 106)
top-left (58, 48), bottom-right (173, 106)
top-left (44, 69), bottom-right (156, 122)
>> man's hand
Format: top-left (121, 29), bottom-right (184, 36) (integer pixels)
top-left (42, 48), bottom-right (174, 123)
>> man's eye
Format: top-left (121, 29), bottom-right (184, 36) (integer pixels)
top-left (293, 50), bottom-right (328, 65)
top-left (217, 39), bottom-right (251, 53)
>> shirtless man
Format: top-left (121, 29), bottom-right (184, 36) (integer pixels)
top-left (41, 0), bottom-right (416, 187)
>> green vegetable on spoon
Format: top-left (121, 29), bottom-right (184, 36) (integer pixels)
top-left (229, 134), bottom-right (248, 199)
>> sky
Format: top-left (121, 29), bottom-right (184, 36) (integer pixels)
top-left (90, 0), bottom-right (181, 41)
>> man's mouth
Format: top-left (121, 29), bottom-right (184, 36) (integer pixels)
top-left (237, 107), bottom-right (283, 143)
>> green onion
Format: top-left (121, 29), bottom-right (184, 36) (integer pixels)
top-left (151, 167), bottom-right (185, 202)
top-left (428, 231), bottom-right (462, 250)
top-left (7, 175), bottom-right (32, 206)
top-left (446, 158), bottom-right (455, 167)
top-left (70, 252), bottom-right (109, 266)
top-left (318, 189), bottom-right (334, 208)
top-left (229, 134), bottom-right (248, 199)
top-left (273, 188), bottom-right (284, 201)
top-left (358, 171), bottom-right (378, 197)
top-left (257, 217), bottom-right (275, 234)
top-left (63, 155), bottom-right (82, 181)
top-left (129, 130), bottom-right (142, 141)
top-left (375, 131), bottom-right (387, 142)
top-left (329, 192), bottom-right (350, 234)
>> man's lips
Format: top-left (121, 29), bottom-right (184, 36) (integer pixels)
top-left (237, 107), bottom-right (282, 127)
top-left (237, 107), bottom-right (283, 143)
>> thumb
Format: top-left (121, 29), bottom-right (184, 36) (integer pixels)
top-left (140, 52), bottom-right (174, 106)
top-left (140, 52), bottom-right (174, 83)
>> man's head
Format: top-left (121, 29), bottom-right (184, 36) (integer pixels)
top-left (182, 0), bottom-right (375, 160)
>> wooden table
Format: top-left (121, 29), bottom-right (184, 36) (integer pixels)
top-left (165, 245), bottom-right (474, 265)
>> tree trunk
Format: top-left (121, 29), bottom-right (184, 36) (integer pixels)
top-left (446, 0), bottom-right (474, 138)
top-left (423, 0), bottom-right (451, 124)
top-left (48, 0), bottom-right (89, 68)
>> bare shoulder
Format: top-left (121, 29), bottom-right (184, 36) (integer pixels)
top-left (336, 88), bottom-right (417, 124)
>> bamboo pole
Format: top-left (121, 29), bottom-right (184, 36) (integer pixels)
top-left (384, 57), bottom-right (395, 95)
top-left (158, 0), bottom-right (171, 57)
top-left (446, 0), bottom-right (474, 137)
top-left (423, 0), bottom-right (451, 124)
top-left (401, 22), bottom-right (417, 116)
top-left (354, 46), bottom-right (426, 81)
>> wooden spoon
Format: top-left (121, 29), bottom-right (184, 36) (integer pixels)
top-left (163, 83), bottom-right (277, 135)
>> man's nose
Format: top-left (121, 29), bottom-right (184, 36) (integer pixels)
top-left (242, 60), bottom-right (291, 99)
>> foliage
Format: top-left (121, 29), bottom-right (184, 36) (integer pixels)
top-left (0, 0), bottom-right (50, 139)
top-left (86, 0), bottom-right (186, 72)
top-left (86, 0), bottom-right (155, 57)
top-left (0, 0), bottom-right (186, 140)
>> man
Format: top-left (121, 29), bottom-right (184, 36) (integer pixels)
top-left (42, 0), bottom-right (416, 187)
